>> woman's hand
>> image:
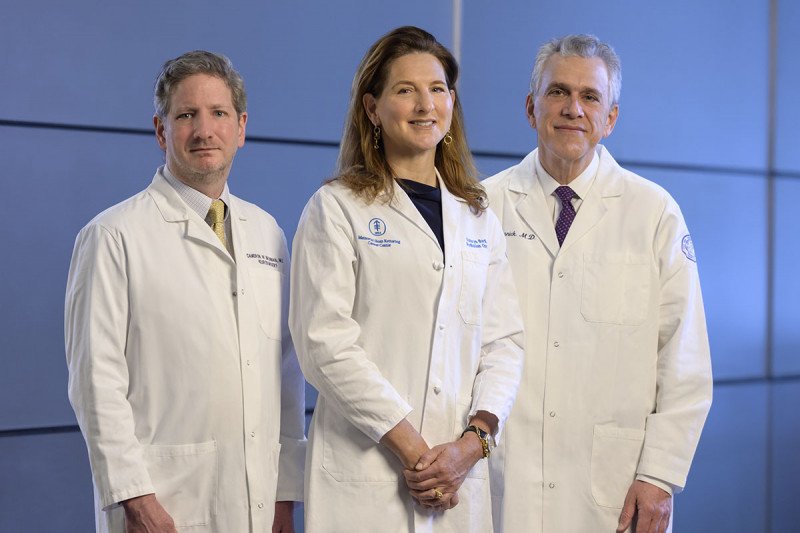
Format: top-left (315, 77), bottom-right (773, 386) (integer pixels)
top-left (402, 432), bottom-right (484, 510)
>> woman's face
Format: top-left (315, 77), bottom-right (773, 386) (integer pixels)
top-left (364, 52), bottom-right (454, 164)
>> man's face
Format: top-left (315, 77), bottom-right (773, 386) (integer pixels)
top-left (154, 73), bottom-right (246, 186)
top-left (527, 55), bottom-right (618, 179)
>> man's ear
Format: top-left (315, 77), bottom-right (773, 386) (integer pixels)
top-left (154, 115), bottom-right (167, 150)
top-left (525, 93), bottom-right (536, 130)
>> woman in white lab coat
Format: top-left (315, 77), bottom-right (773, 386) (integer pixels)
top-left (289, 26), bottom-right (524, 532)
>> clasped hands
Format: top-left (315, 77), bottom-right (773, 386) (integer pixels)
top-left (402, 431), bottom-right (485, 513)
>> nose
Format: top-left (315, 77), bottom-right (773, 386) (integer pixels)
top-left (416, 90), bottom-right (434, 113)
top-left (193, 111), bottom-right (214, 139)
top-left (562, 95), bottom-right (584, 118)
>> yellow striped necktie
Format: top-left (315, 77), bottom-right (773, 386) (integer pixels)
top-left (208, 199), bottom-right (226, 247)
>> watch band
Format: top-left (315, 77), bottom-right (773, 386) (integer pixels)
top-left (461, 425), bottom-right (491, 458)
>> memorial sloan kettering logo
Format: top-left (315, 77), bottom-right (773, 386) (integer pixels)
top-left (358, 218), bottom-right (400, 248)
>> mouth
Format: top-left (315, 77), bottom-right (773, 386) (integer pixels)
top-left (554, 125), bottom-right (585, 133)
top-left (190, 147), bottom-right (219, 153)
top-left (409, 120), bottom-right (436, 127)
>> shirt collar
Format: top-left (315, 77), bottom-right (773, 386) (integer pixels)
top-left (535, 147), bottom-right (600, 201)
top-left (160, 165), bottom-right (231, 220)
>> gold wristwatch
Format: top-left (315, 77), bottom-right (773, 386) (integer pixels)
top-left (461, 425), bottom-right (493, 458)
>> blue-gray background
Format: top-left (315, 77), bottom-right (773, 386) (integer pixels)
top-left (1, 1), bottom-right (797, 531)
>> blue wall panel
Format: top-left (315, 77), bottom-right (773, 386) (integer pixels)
top-left (776, 0), bottom-right (800, 173)
top-left (0, 1), bottom-right (451, 143)
top-left (673, 383), bottom-right (768, 532)
top-left (628, 167), bottom-right (768, 380)
top-left (460, 0), bottom-right (769, 170)
top-left (773, 177), bottom-right (800, 375)
top-left (771, 382), bottom-right (800, 530)
top-left (0, 431), bottom-right (95, 532)
top-left (0, 126), bottom-right (157, 430)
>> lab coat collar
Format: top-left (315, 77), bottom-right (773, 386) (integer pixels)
top-left (505, 145), bottom-right (625, 256)
top-left (147, 170), bottom-right (242, 261)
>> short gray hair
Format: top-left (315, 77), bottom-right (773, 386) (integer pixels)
top-left (530, 34), bottom-right (621, 106)
top-left (154, 50), bottom-right (247, 118)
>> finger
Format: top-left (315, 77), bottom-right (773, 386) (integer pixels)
top-left (616, 489), bottom-right (636, 532)
top-left (633, 506), bottom-right (652, 533)
top-left (404, 473), bottom-right (441, 491)
top-left (415, 448), bottom-right (441, 471)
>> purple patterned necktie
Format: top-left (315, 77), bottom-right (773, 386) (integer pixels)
top-left (554, 186), bottom-right (577, 246)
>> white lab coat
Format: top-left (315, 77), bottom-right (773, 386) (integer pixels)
top-left (484, 146), bottom-right (713, 532)
top-left (65, 170), bottom-right (306, 532)
top-left (289, 176), bottom-right (524, 532)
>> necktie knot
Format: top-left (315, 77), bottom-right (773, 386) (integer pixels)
top-left (208, 199), bottom-right (226, 247)
top-left (555, 185), bottom-right (576, 205)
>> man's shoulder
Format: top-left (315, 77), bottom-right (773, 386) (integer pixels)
top-left (229, 193), bottom-right (284, 234)
top-left (599, 149), bottom-right (675, 206)
top-left (83, 187), bottom-right (154, 232)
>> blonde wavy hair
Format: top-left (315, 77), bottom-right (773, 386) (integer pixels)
top-left (331, 26), bottom-right (485, 214)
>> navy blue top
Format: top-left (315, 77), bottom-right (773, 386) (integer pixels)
top-left (398, 179), bottom-right (444, 253)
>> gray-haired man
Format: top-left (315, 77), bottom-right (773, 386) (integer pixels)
top-left (484, 35), bottom-right (712, 533)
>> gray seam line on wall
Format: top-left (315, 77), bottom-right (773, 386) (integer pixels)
top-left (3, 119), bottom-right (799, 179)
top-left (2, 375), bottom-right (799, 438)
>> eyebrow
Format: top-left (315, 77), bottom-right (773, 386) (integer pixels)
top-left (391, 79), bottom-right (448, 88)
top-left (545, 82), bottom-right (602, 96)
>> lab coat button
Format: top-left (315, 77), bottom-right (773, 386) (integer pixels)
top-left (432, 261), bottom-right (444, 271)
top-left (549, 411), bottom-right (556, 417)
top-left (250, 431), bottom-right (256, 438)
top-left (232, 291), bottom-right (237, 297)
top-left (240, 289), bottom-right (245, 296)
top-left (549, 482), bottom-right (556, 489)
top-left (257, 502), bottom-right (264, 510)
top-left (438, 324), bottom-right (445, 330)
top-left (246, 359), bottom-right (252, 366)
top-left (553, 341), bottom-right (560, 347)
top-left (433, 386), bottom-right (441, 394)
top-left (558, 271), bottom-right (564, 278)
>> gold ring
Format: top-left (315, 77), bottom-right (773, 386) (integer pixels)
top-left (433, 488), bottom-right (443, 500)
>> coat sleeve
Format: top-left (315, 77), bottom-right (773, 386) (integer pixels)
top-left (276, 229), bottom-right (307, 502)
top-left (289, 188), bottom-right (412, 443)
top-left (64, 223), bottom-right (155, 509)
top-left (636, 197), bottom-right (713, 491)
top-left (467, 211), bottom-right (525, 443)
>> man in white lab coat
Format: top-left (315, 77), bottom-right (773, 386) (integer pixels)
top-left (484, 35), bottom-right (712, 533)
top-left (65, 51), bottom-right (305, 533)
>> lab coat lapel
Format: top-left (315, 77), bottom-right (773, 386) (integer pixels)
top-left (438, 173), bottom-right (462, 265)
top-left (389, 177), bottom-right (441, 251)
top-left (559, 146), bottom-right (623, 254)
top-left (148, 172), bottom-right (232, 259)
top-left (508, 151), bottom-right (560, 257)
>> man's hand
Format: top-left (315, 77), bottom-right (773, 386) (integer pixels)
top-left (403, 433), bottom-right (484, 510)
top-left (616, 480), bottom-right (672, 533)
top-left (122, 494), bottom-right (177, 533)
top-left (272, 501), bottom-right (295, 533)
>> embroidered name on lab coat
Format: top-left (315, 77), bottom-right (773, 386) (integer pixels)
top-left (246, 252), bottom-right (284, 269)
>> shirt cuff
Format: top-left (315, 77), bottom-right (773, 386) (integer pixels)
top-left (636, 474), bottom-right (675, 495)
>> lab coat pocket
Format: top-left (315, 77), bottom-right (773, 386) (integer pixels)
top-left (581, 254), bottom-right (650, 325)
top-left (250, 268), bottom-right (283, 340)
top-left (458, 251), bottom-right (489, 326)
top-left (144, 440), bottom-right (218, 527)
top-left (590, 425), bottom-right (645, 509)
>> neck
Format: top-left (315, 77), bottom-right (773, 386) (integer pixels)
top-left (385, 151), bottom-right (438, 187)
top-left (168, 164), bottom-right (228, 199)
top-left (538, 152), bottom-right (592, 186)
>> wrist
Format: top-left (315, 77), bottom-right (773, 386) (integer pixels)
top-left (460, 425), bottom-right (493, 459)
